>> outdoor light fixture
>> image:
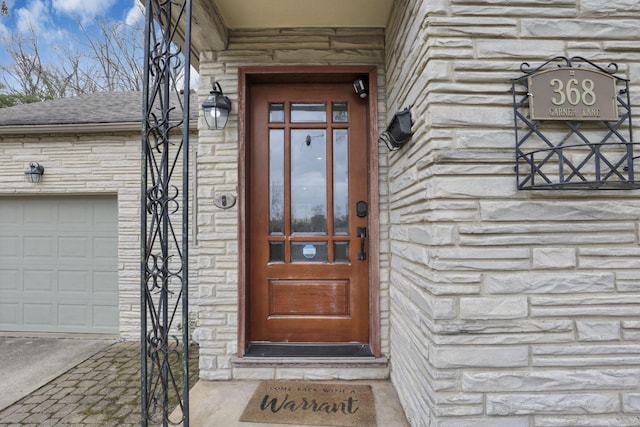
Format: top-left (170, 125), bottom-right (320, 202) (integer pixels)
top-left (353, 76), bottom-right (368, 99)
top-left (24, 162), bottom-right (45, 183)
top-left (202, 82), bottom-right (232, 130)
top-left (379, 107), bottom-right (414, 151)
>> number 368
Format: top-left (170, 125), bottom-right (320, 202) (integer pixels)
top-left (550, 78), bottom-right (597, 106)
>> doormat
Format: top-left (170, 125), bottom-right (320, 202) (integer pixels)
top-left (239, 381), bottom-right (376, 426)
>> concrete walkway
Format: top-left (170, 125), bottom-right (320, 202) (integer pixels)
top-left (0, 339), bottom-right (408, 426)
top-left (0, 340), bottom-right (199, 426)
top-left (0, 337), bottom-right (113, 411)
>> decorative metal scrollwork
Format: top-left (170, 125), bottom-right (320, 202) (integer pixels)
top-left (511, 56), bottom-right (638, 190)
top-left (141, 0), bottom-right (192, 426)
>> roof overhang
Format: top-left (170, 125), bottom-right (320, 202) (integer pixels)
top-left (180, 0), bottom-right (393, 67)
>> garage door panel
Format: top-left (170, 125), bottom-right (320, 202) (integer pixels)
top-left (23, 303), bottom-right (54, 327)
top-left (0, 203), bottom-right (20, 222)
top-left (0, 303), bottom-right (19, 324)
top-left (24, 204), bottom-right (54, 224)
top-left (0, 270), bottom-right (19, 290)
top-left (0, 196), bottom-right (118, 334)
top-left (59, 304), bottom-right (88, 328)
top-left (23, 270), bottom-right (55, 292)
top-left (59, 236), bottom-right (90, 259)
top-left (0, 236), bottom-right (19, 256)
top-left (58, 270), bottom-right (90, 293)
top-left (94, 237), bottom-right (117, 259)
top-left (23, 236), bottom-right (54, 258)
top-left (93, 200), bottom-right (118, 226)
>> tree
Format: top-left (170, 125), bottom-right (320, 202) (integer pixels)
top-left (0, 9), bottom-right (148, 106)
top-left (79, 17), bottom-right (145, 92)
top-left (1, 1), bottom-right (8, 16)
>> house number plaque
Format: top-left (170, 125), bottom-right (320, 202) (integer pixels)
top-left (528, 67), bottom-right (618, 121)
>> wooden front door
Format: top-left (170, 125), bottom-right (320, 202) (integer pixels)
top-left (248, 82), bottom-right (369, 343)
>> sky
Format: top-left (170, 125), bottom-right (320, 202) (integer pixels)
top-left (0, 0), bottom-right (198, 92)
top-left (0, 0), bottom-right (143, 39)
top-left (0, 0), bottom-right (146, 91)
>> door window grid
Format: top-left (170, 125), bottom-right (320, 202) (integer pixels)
top-left (267, 101), bottom-right (350, 263)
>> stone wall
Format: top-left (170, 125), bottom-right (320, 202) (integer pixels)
top-left (386, 0), bottom-right (640, 426)
top-left (194, 28), bottom-right (390, 380)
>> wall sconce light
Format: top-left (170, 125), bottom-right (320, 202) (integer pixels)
top-left (353, 76), bottom-right (368, 99)
top-left (379, 107), bottom-right (414, 151)
top-left (25, 162), bottom-right (45, 183)
top-left (202, 82), bottom-right (232, 130)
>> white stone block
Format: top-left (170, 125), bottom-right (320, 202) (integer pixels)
top-left (533, 248), bottom-right (576, 269)
top-left (460, 296), bottom-right (528, 319)
top-left (484, 273), bottom-right (614, 294)
top-left (622, 393), bottom-right (640, 413)
top-left (577, 321), bottom-right (621, 342)
top-left (431, 345), bottom-right (528, 368)
top-left (463, 368), bottom-right (640, 392)
top-left (487, 393), bottom-right (619, 415)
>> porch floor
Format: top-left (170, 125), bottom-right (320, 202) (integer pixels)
top-left (180, 380), bottom-right (410, 426)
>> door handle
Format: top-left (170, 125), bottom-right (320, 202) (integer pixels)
top-left (357, 226), bottom-right (367, 261)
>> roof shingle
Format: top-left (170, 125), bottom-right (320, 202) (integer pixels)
top-left (0, 92), bottom-right (198, 126)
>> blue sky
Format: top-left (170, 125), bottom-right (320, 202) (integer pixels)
top-left (0, 0), bottom-right (199, 93)
top-left (0, 0), bottom-right (144, 70)
top-left (0, 0), bottom-right (143, 37)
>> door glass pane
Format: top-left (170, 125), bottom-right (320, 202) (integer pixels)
top-left (333, 129), bottom-right (348, 235)
top-left (334, 242), bottom-right (349, 262)
top-left (291, 130), bottom-right (327, 234)
top-left (269, 242), bottom-right (284, 262)
top-left (291, 103), bottom-right (326, 123)
top-left (269, 129), bottom-right (284, 234)
top-left (269, 103), bottom-right (285, 123)
top-left (332, 102), bottom-right (348, 122)
top-left (291, 242), bottom-right (328, 262)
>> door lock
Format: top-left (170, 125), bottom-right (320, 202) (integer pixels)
top-left (356, 201), bottom-right (368, 218)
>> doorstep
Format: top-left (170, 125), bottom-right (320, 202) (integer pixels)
top-left (231, 356), bottom-right (389, 380)
top-left (180, 380), bottom-right (410, 427)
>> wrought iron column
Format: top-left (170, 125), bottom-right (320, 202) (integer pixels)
top-left (141, 0), bottom-right (192, 426)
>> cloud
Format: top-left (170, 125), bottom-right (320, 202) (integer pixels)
top-left (15, 0), bottom-right (49, 33)
top-left (52, 0), bottom-right (117, 22)
top-left (124, 1), bottom-right (143, 27)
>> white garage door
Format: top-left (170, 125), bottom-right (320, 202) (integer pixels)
top-left (0, 196), bottom-right (118, 334)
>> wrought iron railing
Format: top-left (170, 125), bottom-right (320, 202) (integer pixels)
top-left (141, 0), bottom-right (192, 426)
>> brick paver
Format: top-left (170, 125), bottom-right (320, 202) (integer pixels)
top-left (0, 341), bottom-right (199, 426)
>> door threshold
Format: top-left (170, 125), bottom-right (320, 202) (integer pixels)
top-left (244, 343), bottom-right (374, 358)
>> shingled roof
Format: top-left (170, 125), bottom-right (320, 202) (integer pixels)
top-left (0, 91), bottom-right (198, 126)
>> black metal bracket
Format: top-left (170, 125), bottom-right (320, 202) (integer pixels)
top-left (511, 56), bottom-right (639, 190)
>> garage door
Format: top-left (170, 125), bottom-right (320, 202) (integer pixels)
top-left (0, 196), bottom-right (118, 334)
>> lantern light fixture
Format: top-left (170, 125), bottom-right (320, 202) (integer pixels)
top-left (379, 107), bottom-right (414, 151)
top-left (24, 162), bottom-right (45, 183)
top-left (202, 82), bottom-right (232, 130)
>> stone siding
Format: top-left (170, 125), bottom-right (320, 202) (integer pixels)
top-left (386, 0), bottom-right (640, 426)
top-left (194, 28), bottom-right (389, 380)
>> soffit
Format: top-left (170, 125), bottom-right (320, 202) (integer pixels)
top-left (213, 0), bottom-right (394, 29)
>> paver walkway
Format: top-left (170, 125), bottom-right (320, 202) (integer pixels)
top-left (0, 341), bottom-right (198, 426)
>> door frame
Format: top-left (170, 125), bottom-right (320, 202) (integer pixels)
top-left (237, 65), bottom-right (380, 357)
